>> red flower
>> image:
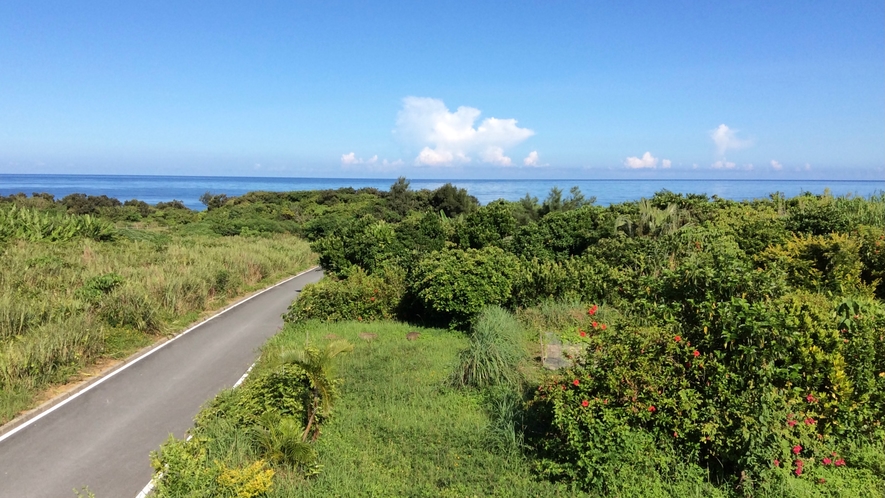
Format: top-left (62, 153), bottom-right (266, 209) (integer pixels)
top-left (804, 418), bottom-right (815, 425)
top-left (787, 420), bottom-right (797, 427)
top-left (693, 350), bottom-right (700, 358)
top-left (573, 379), bottom-right (580, 386)
top-left (674, 335), bottom-right (681, 342)
top-left (822, 457), bottom-right (832, 465)
top-left (592, 321), bottom-right (598, 328)
top-left (806, 394), bottom-right (816, 403)
top-left (370, 296), bottom-right (376, 301)
top-left (582, 400), bottom-right (589, 407)
top-left (773, 459), bottom-right (780, 467)
top-left (795, 467), bottom-right (802, 476)
top-left (673, 431), bottom-right (678, 437)
top-left (601, 324), bottom-right (607, 330)
top-left (588, 305), bottom-right (598, 316)
top-left (648, 405), bottom-right (656, 412)
top-left (792, 445), bottom-right (802, 455)
top-left (818, 478), bottom-right (826, 484)
top-left (834, 459), bottom-right (845, 467)
top-left (579, 330), bottom-right (586, 337)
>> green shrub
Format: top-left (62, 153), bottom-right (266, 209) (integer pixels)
top-left (411, 246), bottom-right (520, 329)
top-left (534, 292), bottom-right (885, 491)
top-left (283, 267), bottom-right (405, 323)
top-left (455, 200), bottom-right (517, 250)
top-left (196, 364), bottom-right (313, 427)
top-left (758, 233), bottom-right (866, 294)
top-left (77, 273), bottom-right (125, 304)
top-left (786, 195), bottom-right (851, 235)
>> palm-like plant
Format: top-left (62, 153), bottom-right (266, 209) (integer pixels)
top-left (279, 339), bottom-right (353, 442)
top-left (255, 411), bottom-right (317, 468)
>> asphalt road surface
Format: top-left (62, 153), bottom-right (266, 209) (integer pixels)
top-left (0, 267), bottom-right (322, 498)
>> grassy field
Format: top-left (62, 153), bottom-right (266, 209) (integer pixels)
top-left (268, 321), bottom-right (579, 497)
top-left (0, 233), bottom-right (315, 423)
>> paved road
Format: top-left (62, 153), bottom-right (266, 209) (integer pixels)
top-left (0, 267), bottom-right (322, 498)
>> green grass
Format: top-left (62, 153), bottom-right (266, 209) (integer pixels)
top-left (264, 320), bottom-right (580, 497)
top-left (0, 233), bottom-right (316, 423)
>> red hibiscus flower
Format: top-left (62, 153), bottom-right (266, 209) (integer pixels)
top-left (582, 400), bottom-right (589, 407)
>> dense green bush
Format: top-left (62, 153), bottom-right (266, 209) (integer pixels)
top-left (411, 246), bottom-right (520, 328)
top-left (533, 293), bottom-right (885, 492)
top-left (454, 200), bottom-right (517, 250)
top-left (283, 267), bottom-right (405, 323)
top-left (196, 364), bottom-right (313, 427)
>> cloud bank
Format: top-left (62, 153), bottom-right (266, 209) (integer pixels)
top-left (395, 97), bottom-right (535, 167)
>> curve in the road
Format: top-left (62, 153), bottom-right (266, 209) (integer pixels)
top-left (0, 267), bottom-right (323, 497)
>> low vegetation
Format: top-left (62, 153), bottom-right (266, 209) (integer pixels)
top-left (0, 200), bottom-right (315, 423)
top-left (7, 181), bottom-right (885, 495)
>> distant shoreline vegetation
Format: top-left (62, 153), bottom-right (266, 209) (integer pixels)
top-left (0, 173), bottom-right (881, 209)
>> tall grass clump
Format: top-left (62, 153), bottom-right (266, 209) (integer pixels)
top-left (452, 306), bottom-right (525, 389)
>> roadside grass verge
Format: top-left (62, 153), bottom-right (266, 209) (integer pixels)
top-left (0, 233), bottom-right (315, 424)
top-left (265, 320), bottom-right (579, 497)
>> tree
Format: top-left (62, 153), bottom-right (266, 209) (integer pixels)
top-left (429, 183), bottom-right (479, 217)
top-left (388, 177), bottom-right (416, 217)
top-left (199, 191), bottom-right (229, 211)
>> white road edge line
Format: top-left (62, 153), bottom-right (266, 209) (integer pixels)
top-left (0, 266), bottom-right (318, 446)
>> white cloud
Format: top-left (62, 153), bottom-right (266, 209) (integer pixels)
top-left (770, 160), bottom-right (783, 170)
top-left (805, 163), bottom-right (812, 170)
top-left (624, 151), bottom-right (659, 169)
top-left (712, 160), bottom-right (736, 169)
top-left (711, 124), bottom-right (753, 156)
top-left (480, 146), bottom-right (513, 166)
top-left (341, 152), bottom-right (359, 165)
top-left (395, 97), bottom-right (534, 166)
top-left (744, 163), bottom-right (754, 170)
top-left (662, 159), bottom-right (672, 169)
top-left (524, 150), bottom-right (540, 166)
top-left (342, 152), bottom-right (401, 167)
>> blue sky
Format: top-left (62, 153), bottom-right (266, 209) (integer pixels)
top-left (1, 1), bottom-right (882, 179)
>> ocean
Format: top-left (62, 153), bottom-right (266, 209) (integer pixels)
top-left (0, 174), bottom-right (882, 210)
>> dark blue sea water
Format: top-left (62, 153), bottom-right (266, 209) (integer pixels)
top-left (0, 175), bottom-right (882, 210)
